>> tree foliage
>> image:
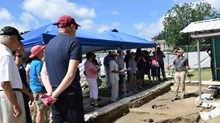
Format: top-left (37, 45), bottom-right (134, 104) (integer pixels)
top-left (159, 2), bottom-right (220, 46)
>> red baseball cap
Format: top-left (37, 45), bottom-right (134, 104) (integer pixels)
top-left (53, 15), bottom-right (80, 28)
top-left (29, 45), bottom-right (46, 58)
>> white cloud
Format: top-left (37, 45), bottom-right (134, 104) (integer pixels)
top-left (137, 0), bottom-right (220, 40)
top-left (80, 19), bottom-right (95, 30)
top-left (21, 0), bottom-right (96, 21)
top-left (0, 8), bottom-right (14, 22)
top-left (105, 10), bottom-right (120, 16)
top-left (0, 8), bottom-right (40, 33)
top-left (77, 19), bottom-right (120, 34)
top-left (111, 11), bottom-right (120, 15)
top-left (0, 8), bottom-right (27, 31)
top-left (97, 22), bottom-right (119, 33)
top-left (19, 12), bottom-right (40, 30)
top-left (134, 16), bottom-right (164, 40)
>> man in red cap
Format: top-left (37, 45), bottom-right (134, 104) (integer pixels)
top-left (41, 15), bottom-right (84, 123)
top-left (155, 45), bottom-right (168, 81)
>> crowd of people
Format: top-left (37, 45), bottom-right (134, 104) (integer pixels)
top-left (99, 46), bottom-right (169, 103)
top-left (0, 14), bottom-right (191, 123)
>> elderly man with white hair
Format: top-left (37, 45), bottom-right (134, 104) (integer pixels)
top-left (0, 26), bottom-right (25, 123)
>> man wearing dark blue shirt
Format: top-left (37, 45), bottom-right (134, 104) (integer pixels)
top-left (41, 15), bottom-right (84, 123)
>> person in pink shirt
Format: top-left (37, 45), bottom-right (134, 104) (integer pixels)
top-left (151, 52), bottom-right (160, 82)
top-left (84, 52), bottom-right (100, 107)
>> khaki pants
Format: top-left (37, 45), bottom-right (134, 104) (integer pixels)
top-left (129, 74), bottom-right (137, 91)
top-left (174, 71), bottom-right (186, 98)
top-left (0, 91), bottom-right (25, 123)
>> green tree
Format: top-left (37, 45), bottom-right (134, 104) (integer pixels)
top-left (154, 31), bottom-right (164, 40)
top-left (160, 2), bottom-right (220, 47)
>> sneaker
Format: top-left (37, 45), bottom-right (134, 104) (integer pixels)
top-left (138, 85), bottom-right (143, 89)
top-left (93, 104), bottom-right (100, 109)
top-left (171, 97), bottom-right (178, 101)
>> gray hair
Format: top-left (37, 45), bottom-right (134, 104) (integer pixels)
top-left (0, 35), bottom-right (10, 45)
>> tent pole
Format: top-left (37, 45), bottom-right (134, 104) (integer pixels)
top-left (121, 49), bottom-right (127, 97)
top-left (197, 39), bottom-right (202, 100)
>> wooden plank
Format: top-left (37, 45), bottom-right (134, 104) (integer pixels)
top-left (202, 81), bottom-right (220, 85)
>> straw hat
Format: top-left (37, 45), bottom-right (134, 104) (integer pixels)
top-left (178, 49), bottom-right (184, 53)
top-left (110, 51), bottom-right (119, 56)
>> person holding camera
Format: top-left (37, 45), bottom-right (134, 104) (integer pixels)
top-left (155, 45), bottom-right (168, 81)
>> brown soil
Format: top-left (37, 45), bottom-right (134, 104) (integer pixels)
top-left (114, 83), bottom-right (218, 123)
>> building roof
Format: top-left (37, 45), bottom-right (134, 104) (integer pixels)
top-left (180, 18), bottom-right (220, 33)
top-left (156, 40), bottom-right (166, 43)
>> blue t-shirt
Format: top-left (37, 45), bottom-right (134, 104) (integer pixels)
top-left (45, 33), bottom-right (82, 93)
top-left (29, 58), bottom-right (43, 92)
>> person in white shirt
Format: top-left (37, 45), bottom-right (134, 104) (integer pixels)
top-left (109, 51), bottom-right (121, 102)
top-left (0, 26), bottom-right (25, 123)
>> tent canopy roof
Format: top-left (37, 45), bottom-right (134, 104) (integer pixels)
top-left (21, 24), bottom-right (156, 54)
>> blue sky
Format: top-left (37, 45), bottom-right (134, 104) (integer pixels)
top-left (0, 0), bottom-right (219, 40)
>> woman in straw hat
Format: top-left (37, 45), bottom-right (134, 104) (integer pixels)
top-left (109, 51), bottom-right (121, 102)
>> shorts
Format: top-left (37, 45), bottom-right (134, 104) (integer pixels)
top-left (33, 92), bottom-right (48, 111)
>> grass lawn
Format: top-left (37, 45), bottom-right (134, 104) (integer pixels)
top-left (166, 68), bottom-right (212, 81)
top-left (97, 68), bottom-right (212, 97)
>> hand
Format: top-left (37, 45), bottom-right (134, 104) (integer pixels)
top-left (12, 105), bottom-right (22, 117)
top-left (186, 66), bottom-right (190, 70)
top-left (40, 93), bottom-right (57, 106)
top-left (28, 92), bottom-right (34, 105)
top-left (16, 47), bottom-right (23, 57)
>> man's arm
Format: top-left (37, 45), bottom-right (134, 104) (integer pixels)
top-left (41, 62), bottom-right (53, 95)
top-left (185, 58), bottom-right (190, 70)
top-left (52, 59), bottom-right (79, 98)
top-left (1, 81), bottom-right (22, 117)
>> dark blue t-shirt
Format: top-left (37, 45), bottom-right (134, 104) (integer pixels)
top-left (45, 33), bottom-right (82, 93)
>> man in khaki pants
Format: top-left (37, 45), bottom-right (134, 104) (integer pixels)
top-left (168, 49), bottom-right (190, 101)
top-left (0, 26), bottom-right (25, 123)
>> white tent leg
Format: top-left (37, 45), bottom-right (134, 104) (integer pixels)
top-left (197, 40), bottom-right (202, 100)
